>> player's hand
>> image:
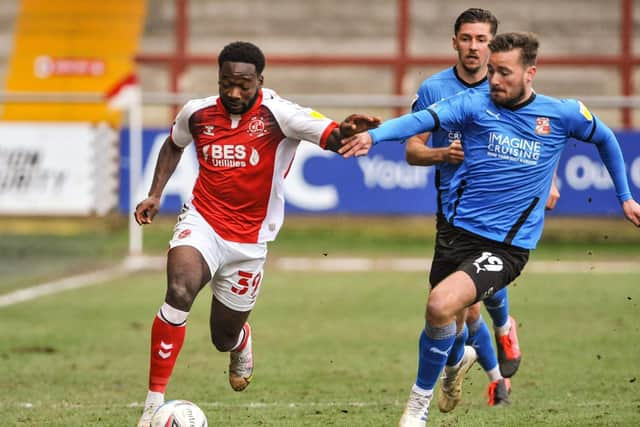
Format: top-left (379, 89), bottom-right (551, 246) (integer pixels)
top-left (134, 196), bottom-right (161, 225)
top-left (545, 179), bottom-right (561, 210)
top-left (340, 114), bottom-right (381, 138)
top-left (339, 131), bottom-right (373, 158)
top-left (445, 140), bottom-right (464, 164)
top-left (622, 198), bottom-right (640, 227)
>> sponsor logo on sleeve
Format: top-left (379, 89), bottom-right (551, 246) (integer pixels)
top-left (310, 111), bottom-right (326, 119)
top-left (578, 101), bottom-right (593, 121)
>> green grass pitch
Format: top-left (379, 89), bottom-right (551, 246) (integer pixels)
top-left (1, 268), bottom-right (639, 426)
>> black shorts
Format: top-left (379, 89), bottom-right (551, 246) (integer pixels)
top-left (429, 216), bottom-right (529, 303)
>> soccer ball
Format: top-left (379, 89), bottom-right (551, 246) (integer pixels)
top-left (151, 399), bottom-right (208, 427)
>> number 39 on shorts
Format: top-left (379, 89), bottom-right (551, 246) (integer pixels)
top-left (231, 270), bottom-right (263, 298)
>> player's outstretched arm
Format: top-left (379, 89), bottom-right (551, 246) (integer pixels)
top-left (134, 136), bottom-right (184, 225)
top-left (340, 113), bottom-right (381, 138)
top-left (339, 109), bottom-right (439, 158)
top-left (325, 113), bottom-right (380, 156)
top-left (338, 131), bottom-right (373, 158)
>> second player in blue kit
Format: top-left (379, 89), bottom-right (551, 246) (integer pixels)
top-left (341, 31), bottom-right (640, 427)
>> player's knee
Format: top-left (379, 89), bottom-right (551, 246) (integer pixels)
top-left (426, 294), bottom-right (455, 325)
top-left (210, 329), bottom-right (236, 352)
top-left (166, 278), bottom-right (197, 311)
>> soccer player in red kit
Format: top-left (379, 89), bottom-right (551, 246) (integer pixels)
top-left (134, 41), bottom-right (379, 426)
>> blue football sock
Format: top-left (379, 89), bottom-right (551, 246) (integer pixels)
top-left (483, 288), bottom-right (509, 328)
top-left (416, 321), bottom-right (456, 390)
top-left (446, 323), bottom-right (469, 366)
top-left (467, 314), bottom-right (499, 372)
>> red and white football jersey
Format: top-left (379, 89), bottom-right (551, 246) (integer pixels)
top-left (170, 88), bottom-right (338, 243)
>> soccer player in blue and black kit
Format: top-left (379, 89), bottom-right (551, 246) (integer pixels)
top-left (406, 8), bottom-right (508, 412)
top-left (406, 9), bottom-right (559, 412)
top-left (341, 32), bottom-right (640, 427)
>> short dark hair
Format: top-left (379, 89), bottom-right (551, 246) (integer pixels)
top-left (454, 8), bottom-right (498, 36)
top-left (489, 32), bottom-right (539, 66)
top-left (218, 41), bottom-right (266, 74)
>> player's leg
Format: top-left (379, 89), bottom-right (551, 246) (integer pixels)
top-left (458, 243), bottom-right (528, 411)
top-left (210, 298), bottom-right (253, 391)
top-left (483, 287), bottom-right (509, 329)
top-left (484, 288), bottom-right (521, 377)
top-left (399, 221), bottom-right (472, 425)
top-left (431, 231), bottom-right (477, 414)
top-left (399, 232), bottom-right (528, 426)
top-left (210, 239), bottom-right (266, 392)
top-left (399, 272), bottom-right (476, 426)
top-left (437, 310), bottom-right (477, 413)
top-left (465, 303), bottom-right (510, 406)
top-left (138, 245), bottom-right (212, 427)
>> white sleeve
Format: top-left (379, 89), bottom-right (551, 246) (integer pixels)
top-left (169, 97), bottom-right (217, 147)
top-left (264, 96), bottom-right (337, 147)
top-left (169, 100), bottom-right (198, 147)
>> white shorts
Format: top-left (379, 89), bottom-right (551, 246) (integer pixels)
top-left (169, 203), bottom-right (267, 312)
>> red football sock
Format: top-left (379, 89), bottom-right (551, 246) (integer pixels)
top-left (148, 314), bottom-right (186, 392)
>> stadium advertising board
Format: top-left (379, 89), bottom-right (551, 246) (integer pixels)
top-left (119, 129), bottom-right (640, 216)
top-left (0, 123), bottom-right (118, 215)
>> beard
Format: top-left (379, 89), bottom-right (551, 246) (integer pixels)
top-left (491, 85), bottom-right (526, 108)
top-left (221, 90), bottom-right (260, 115)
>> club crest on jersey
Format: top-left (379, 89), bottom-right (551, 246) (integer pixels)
top-left (535, 117), bottom-right (551, 135)
top-left (247, 116), bottom-right (269, 137)
top-left (202, 125), bottom-right (215, 136)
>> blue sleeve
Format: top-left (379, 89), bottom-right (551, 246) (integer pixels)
top-left (411, 81), bottom-right (438, 113)
top-left (564, 99), bottom-right (632, 204)
top-left (369, 109), bottom-right (438, 144)
top-left (369, 91), bottom-right (470, 144)
top-left (590, 118), bottom-right (632, 203)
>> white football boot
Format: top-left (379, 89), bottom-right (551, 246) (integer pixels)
top-left (137, 391), bottom-right (164, 427)
top-left (398, 386), bottom-right (433, 427)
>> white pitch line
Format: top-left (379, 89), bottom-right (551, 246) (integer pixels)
top-left (0, 255), bottom-right (164, 308)
top-left (0, 267), bottom-right (128, 307)
top-left (275, 257), bottom-right (640, 274)
top-left (7, 400), bottom-right (402, 409)
top-left (2, 255), bottom-right (637, 308)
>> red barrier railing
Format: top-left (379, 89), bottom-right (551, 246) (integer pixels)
top-left (137, 0), bottom-right (636, 127)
